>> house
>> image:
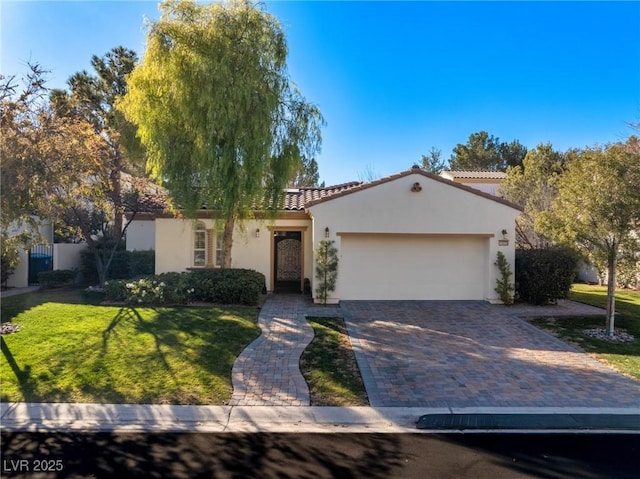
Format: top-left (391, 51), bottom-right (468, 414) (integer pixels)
top-left (439, 170), bottom-right (506, 197)
top-left (126, 167), bottom-right (523, 303)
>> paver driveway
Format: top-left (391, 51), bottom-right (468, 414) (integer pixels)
top-left (341, 301), bottom-right (640, 408)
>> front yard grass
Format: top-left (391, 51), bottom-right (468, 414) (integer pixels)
top-left (300, 317), bottom-right (368, 406)
top-left (1, 290), bottom-right (260, 404)
top-left (529, 284), bottom-right (640, 381)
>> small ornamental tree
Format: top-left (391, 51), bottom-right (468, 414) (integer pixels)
top-left (315, 240), bottom-right (338, 304)
top-left (538, 138), bottom-right (640, 333)
top-left (494, 251), bottom-right (514, 305)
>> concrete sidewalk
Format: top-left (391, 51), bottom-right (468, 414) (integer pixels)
top-left (2, 403), bottom-right (639, 434)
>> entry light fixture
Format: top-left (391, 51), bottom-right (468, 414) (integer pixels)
top-left (325, 227), bottom-right (330, 238)
top-left (255, 228), bottom-right (260, 238)
top-left (501, 229), bottom-right (509, 241)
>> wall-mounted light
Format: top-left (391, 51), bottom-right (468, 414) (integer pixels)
top-left (255, 228), bottom-right (260, 238)
top-left (325, 227), bottom-right (330, 238)
top-left (501, 229), bottom-right (509, 241)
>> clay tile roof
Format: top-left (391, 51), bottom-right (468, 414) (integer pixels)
top-left (441, 170), bottom-right (506, 180)
top-left (283, 181), bottom-right (362, 210)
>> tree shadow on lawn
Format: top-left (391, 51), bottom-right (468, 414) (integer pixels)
top-left (1, 336), bottom-right (37, 401)
top-left (1, 301), bottom-right (259, 404)
top-left (0, 288), bottom-right (102, 323)
top-left (97, 305), bottom-right (260, 404)
top-left (102, 307), bottom-right (175, 375)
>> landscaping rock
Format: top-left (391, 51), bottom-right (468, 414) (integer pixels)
top-left (583, 328), bottom-right (635, 343)
top-left (1, 323), bottom-right (20, 335)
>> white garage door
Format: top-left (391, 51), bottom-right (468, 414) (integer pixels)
top-left (339, 235), bottom-right (487, 300)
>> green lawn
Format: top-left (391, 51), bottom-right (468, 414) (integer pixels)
top-left (300, 317), bottom-right (369, 406)
top-left (1, 290), bottom-right (260, 404)
top-left (529, 284), bottom-right (640, 381)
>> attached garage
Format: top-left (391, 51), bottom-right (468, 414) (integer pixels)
top-left (338, 234), bottom-right (489, 300)
top-left (306, 169), bottom-right (523, 304)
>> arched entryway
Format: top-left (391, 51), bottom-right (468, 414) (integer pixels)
top-left (273, 230), bottom-right (303, 293)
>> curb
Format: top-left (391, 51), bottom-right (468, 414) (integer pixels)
top-left (2, 404), bottom-right (639, 434)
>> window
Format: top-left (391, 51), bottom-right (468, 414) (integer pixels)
top-left (193, 221), bottom-right (206, 267)
top-left (215, 231), bottom-right (224, 267)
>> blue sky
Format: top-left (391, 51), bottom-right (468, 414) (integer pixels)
top-left (2, 1), bottom-right (639, 185)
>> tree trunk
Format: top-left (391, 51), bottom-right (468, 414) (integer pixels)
top-left (221, 215), bottom-right (235, 268)
top-left (605, 251), bottom-right (616, 336)
top-left (110, 152), bottom-right (123, 238)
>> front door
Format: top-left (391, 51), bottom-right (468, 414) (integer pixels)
top-left (274, 231), bottom-right (302, 293)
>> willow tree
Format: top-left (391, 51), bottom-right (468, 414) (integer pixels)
top-left (119, 0), bottom-right (323, 267)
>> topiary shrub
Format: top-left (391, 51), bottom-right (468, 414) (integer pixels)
top-left (315, 240), bottom-right (338, 304)
top-left (494, 252), bottom-right (514, 305)
top-left (515, 248), bottom-right (579, 305)
top-left (38, 269), bottom-right (77, 289)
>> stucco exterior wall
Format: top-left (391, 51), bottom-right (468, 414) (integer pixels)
top-left (5, 217), bottom-right (54, 288)
top-left (126, 220), bottom-right (155, 251)
top-left (6, 249), bottom-right (29, 288)
top-left (155, 218), bottom-right (195, 274)
top-left (155, 217), bottom-right (312, 291)
top-left (308, 172), bottom-right (520, 302)
top-left (53, 243), bottom-right (87, 271)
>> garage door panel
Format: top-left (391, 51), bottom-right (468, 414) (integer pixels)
top-left (339, 236), bottom-right (486, 300)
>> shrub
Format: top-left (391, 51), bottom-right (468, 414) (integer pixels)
top-left (81, 245), bottom-right (155, 284)
top-left (103, 269), bottom-right (265, 306)
top-left (104, 279), bottom-right (129, 302)
top-left (494, 252), bottom-right (514, 305)
top-left (315, 240), bottom-right (338, 304)
top-left (128, 250), bottom-right (155, 277)
top-left (80, 241), bottom-right (128, 284)
top-left (515, 248), bottom-right (579, 305)
top-left (38, 269), bottom-right (77, 289)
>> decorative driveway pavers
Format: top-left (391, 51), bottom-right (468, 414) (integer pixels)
top-left (341, 300), bottom-right (640, 408)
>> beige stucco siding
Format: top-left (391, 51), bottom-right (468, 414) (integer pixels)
top-left (155, 217), bottom-right (312, 291)
top-left (126, 220), bottom-right (155, 251)
top-left (308, 172), bottom-right (520, 302)
top-left (155, 219), bottom-right (194, 274)
top-left (339, 235), bottom-right (487, 300)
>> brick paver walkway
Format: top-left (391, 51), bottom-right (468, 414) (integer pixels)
top-left (229, 295), bottom-right (343, 406)
top-left (342, 300), bottom-right (640, 408)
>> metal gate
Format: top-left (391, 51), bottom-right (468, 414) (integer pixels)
top-left (28, 244), bottom-right (53, 285)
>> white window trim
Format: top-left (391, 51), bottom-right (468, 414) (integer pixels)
top-left (193, 221), bottom-right (206, 267)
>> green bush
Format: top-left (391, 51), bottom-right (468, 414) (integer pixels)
top-left (187, 269), bottom-right (265, 304)
top-left (38, 269), bottom-right (77, 289)
top-left (81, 245), bottom-right (155, 284)
top-left (103, 279), bottom-right (129, 302)
top-left (103, 269), bottom-right (265, 306)
top-left (494, 251), bottom-right (514, 305)
top-left (80, 241), bottom-right (128, 284)
top-left (128, 250), bottom-right (155, 277)
top-left (515, 248), bottom-right (579, 305)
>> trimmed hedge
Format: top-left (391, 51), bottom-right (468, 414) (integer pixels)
top-left (104, 269), bottom-right (266, 306)
top-left (38, 269), bottom-right (77, 289)
top-left (515, 248), bottom-right (579, 305)
top-left (81, 248), bottom-right (155, 284)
